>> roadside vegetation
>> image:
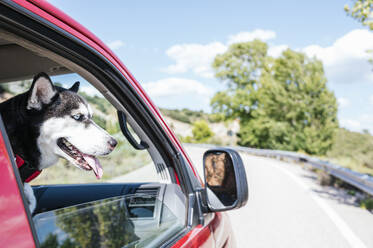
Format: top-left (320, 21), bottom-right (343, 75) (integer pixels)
top-left (181, 120), bottom-right (214, 144)
top-left (160, 107), bottom-right (224, 124)
top-left (211, 40), bottom-right (338, 156)
top-left (324, 128), bottom-right (373, 176)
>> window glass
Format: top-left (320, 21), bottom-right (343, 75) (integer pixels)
top-left (33, 194), bottom-right (185, 248)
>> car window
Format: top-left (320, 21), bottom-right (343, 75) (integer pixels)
top-left (0, 74), bottom-right (158, 184)
top-left (0, 35), bottom-right (187, 247)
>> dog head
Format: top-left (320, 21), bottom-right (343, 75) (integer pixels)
top-left (28, 73), bottom-right (117, 179)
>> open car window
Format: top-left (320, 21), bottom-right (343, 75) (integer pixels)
top-left (0, 29), bottom-right (188, 247)
top-left (0, 73), bottom-right (159, 184)
top-left (1, 73), bottom-right (160, 185)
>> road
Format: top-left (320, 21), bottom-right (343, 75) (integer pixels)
top-left (184, 145), bottom-right (373, 248)
top-left (111, 145), bottom-right (373, 247)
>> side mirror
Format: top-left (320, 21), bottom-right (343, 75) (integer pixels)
top-left (203, 148), bottom-right (248, 212)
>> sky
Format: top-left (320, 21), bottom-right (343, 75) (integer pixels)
top-left (48, 0), bottom-right (373, 133)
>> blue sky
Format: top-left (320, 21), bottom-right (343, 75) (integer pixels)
top-left (49, 0), bottom-right (373, 133)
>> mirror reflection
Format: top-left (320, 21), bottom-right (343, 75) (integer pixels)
top-left (204, 151), bottom-right (237, 207)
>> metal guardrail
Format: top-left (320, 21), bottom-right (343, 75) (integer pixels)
top-left (185, 143), bottom-right (373, 196)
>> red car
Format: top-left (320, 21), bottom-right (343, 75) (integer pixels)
top-left (0, 1), bottom-right (248, 247)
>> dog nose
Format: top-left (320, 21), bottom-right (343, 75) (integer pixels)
top-left (108, 138), bottom-right (117, 149)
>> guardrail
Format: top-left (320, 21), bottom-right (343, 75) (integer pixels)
top-left (185, 143), bottom-right (373, 196)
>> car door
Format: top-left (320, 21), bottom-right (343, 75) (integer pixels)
top-left (0, 119), bottom-right (38, 247)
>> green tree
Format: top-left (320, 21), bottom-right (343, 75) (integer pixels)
top-left (345, 1), bottom-right (373, 64)
top-left (40, 234), bottom-right (59, 248)
top-left (212, 41), bottom-right (338, 155)
top-left (192, 120), bottom-right (214, 143)
top-left (345, 0), bottom-right (373, 29)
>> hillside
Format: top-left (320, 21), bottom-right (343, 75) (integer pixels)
top-left (160, 109), bottom-right (373, 176)
top-left (160, 108), bottom-right (239, 146)
top-left (325, 128), bottom-right (373, 176)
top-left (1, 81), bottom-right (373, 178)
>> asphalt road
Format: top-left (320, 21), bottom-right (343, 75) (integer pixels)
top-left (111, 145), bottom-right (373, 247)
top-left (184, 145), bottom-right (373, 248)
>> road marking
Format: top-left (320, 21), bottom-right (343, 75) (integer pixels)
top-left (245, 154), bottom-right (367, 248)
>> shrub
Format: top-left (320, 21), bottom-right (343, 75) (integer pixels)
top-left (192, 120), bottom-right (214, 143)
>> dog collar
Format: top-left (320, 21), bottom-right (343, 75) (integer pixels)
top-left (15, 154), bottom-right (42, 182)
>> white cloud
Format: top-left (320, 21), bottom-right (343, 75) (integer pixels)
top-left (303, 29), bottom-right (373, 84)
top-left (107, 40), bottom-right (125, 50)
top-left (369, 95), bottom-right (373, 105)
top-left (143, 78), bottom-right (213, 97)
top-left (164, 29), bottom-right (279, 78)
top-left (340, 119), bottom-right (361, 131)
top-left (268, 44), bottom-right (288, 57)
top-left (163, 42), bottom-right (227, 78)
top-left (163, 28), bottom-right (373, 86)
top-left (337, 97), bottom-right (350, 108)
top-left (227, 29), bottom-right (276, 44)
top-left (340, 114), bottom-right (373, 133)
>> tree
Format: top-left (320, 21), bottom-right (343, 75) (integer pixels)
top-left (192, 120), bottom-right (214, 143)
top-left (345, 0), bottom-right (373, 30)
top-left (345, 1), bottom-right (373, 64)
top-left (212, 40), bottom-right (338, 155)
top-left (40, 234), bottom-right (59, 248)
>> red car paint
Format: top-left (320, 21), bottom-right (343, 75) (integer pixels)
top-left (0, 132), bottom-right (36, 248)
top-left (0, 1), bottom-right (235, 247)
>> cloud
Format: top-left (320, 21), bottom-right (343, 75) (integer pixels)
top-left (164, 29), bottom-right (279, 78)
top-left (337, 97), bottom-right (350, 108)
top-left (227, 29), bottom-right (276, 44)
top-left (163, 28), bottom-right (373, 86)
top-left (340, 114), bottom-right (373, 133)
top-left (107, 40), bottom-right (125, 50)
top-left (303, 29), bottom-right (373, 84)
top-left (163, 42), bottom-right (226, 78)
top-left (340, 119), bottom-right (361, 131)
top-left (143, 78), bottom-right (213, 97)
top-left (268, 44), bottom-right (288, 57)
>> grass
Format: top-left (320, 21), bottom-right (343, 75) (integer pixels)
top-left (324, 128), bottom-right (373, 176)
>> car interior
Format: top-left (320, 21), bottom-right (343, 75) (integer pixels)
top-left (0, 28), bottom-right (187, 247)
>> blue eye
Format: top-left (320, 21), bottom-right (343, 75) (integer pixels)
top-left (72, 114), bottom-right (83, 121)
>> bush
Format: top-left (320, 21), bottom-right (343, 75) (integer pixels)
top-left (192, 120), bottom-right (214, 143)
top-left (326, 128), bottom-right (373, 175)
top-left (360, 198), bottom-right (373, 211)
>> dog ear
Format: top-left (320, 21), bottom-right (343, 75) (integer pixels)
top-left (27, 72), bottom-right (57, 110)
top-left (69, 81), bottom-right (80, 93)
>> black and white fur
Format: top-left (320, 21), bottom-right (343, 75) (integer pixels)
top-left (0, 72), bottom-right (117, 213)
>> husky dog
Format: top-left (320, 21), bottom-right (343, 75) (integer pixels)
top-left (0, 72), bottom-right (117, 213)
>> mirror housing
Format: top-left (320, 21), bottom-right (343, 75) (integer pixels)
top-left (203, 148), bottom-right (248, 212)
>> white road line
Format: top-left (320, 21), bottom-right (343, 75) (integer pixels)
top-left (254, 154), bottom-right (367, 248)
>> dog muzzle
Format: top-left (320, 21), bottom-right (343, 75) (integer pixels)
top-left (16, 155), bottom-right (42, 183)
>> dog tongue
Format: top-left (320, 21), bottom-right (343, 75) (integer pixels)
top-left (82, 154), bottom-right (103, 179)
